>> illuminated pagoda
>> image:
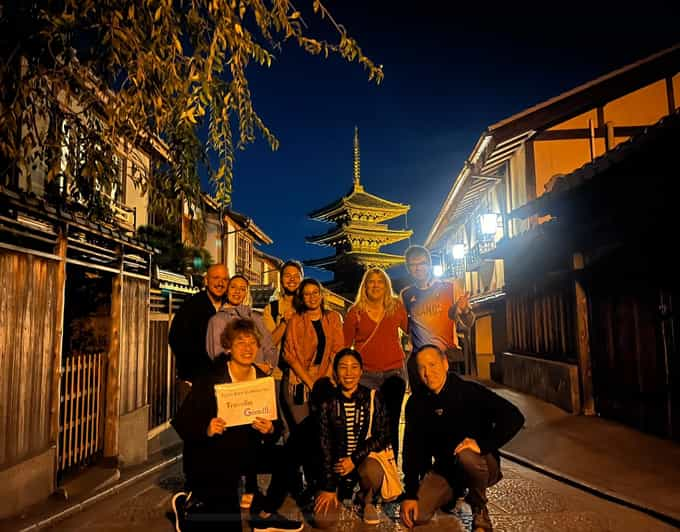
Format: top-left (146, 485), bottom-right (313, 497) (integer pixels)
top-left (305, 127), bottom-right (412, 297)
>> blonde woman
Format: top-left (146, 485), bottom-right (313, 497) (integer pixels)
top-left (343, 268), bottom-right (408, 460)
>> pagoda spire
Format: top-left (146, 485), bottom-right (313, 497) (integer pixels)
top-left (353, 126), bottom-right (361, 188)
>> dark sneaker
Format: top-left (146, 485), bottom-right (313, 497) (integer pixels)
top-left (472, 505), bottom-right (493, 532)
top-left (361, 503), bottom-right (380, 525)
top-left (250, 512), bottom-right (304, 532)
top-left (171, 491), bottom-right (190, 532)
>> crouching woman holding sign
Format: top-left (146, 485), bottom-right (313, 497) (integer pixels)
top-left (314, 348), bottom-right (402, 528)
top-left (171, 318), bottom-right (303, 532)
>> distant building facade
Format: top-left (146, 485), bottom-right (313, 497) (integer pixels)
top-left (425, 45), bottom-right (680, 440)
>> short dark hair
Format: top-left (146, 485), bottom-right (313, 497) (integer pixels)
top-left (405, 245), bottom-right (431, 265)
top-left (413, 343), bottom-right (446, 359)
top-left (280, 260), bottom-right (304, 280)
top-left (220, 318), bottom-right (261, 350)
top-left (333, 347), bottom-right (364, 373)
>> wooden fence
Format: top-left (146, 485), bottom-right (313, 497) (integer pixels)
top-left (147, 289), bottom-right (186, 430)
top-left (0, 250), bottom-right (60, 469)
top-left (57, 351), bottom-right (106, 473)
top-left (119, 277), bottom-right (150, 415)
top-left (506, 281), bottom-right (576, 362)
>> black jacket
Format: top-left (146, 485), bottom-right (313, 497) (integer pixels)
top-left (171, 356), bottom-right (282, 491)
top-left (317, 385), bottom-right (391, 493)
top-left (402, 374), bottom-right (524, 499)
top-left (168, 290), bottom-right (218, 380)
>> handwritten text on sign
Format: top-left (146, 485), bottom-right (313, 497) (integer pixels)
top-left (214, 376), bottom-right (278, 427)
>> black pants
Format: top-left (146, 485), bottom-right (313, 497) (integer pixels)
top-left (189, 475), bottom-right (242, 532)
top-left (285, 413), bottom-right (323, 493)
top-left (248, 444), bottom-right (297, 515)
top-left (380, 375), bottom-right (407, 462)
top-left (187, 443), bottom-right (292, 531)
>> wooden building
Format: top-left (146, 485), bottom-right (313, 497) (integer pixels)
top-left (306, 128), bottom-right (412, 298)
top-left (424, 44), bottom-right (680, 439)
top-left (199, 194), bottom-right (274, 282)
top-left (0, 65), bottom-right (174, 515)
top-left (0, 159), bottom-right (160, 517)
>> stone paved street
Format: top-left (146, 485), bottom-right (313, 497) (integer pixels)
top-left (41, 458), bottom-right (675, 532)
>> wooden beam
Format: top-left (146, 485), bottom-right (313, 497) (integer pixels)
top-left (104, 272), bottom-right (122, 457)
top-left (49, 232), bottom-right (67, 466)
top-left (573, 252), bottom-right (595, 415)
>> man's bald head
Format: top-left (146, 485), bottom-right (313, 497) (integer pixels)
top-left (206, 264), bottom-right (228, 302)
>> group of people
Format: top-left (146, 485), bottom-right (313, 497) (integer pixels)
top-left (168, 246), bottom-right (525, 532)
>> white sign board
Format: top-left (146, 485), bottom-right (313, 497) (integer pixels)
top-left (214, 377), bottom-right (278, 427)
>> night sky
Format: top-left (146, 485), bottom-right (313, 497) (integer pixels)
top-left (203, 0), bottom-right (679, 282)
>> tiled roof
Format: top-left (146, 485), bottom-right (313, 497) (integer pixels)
top-left (309, 183), bottom-right (410, 222)
top-left (304, 250), bottom-right (406, 271)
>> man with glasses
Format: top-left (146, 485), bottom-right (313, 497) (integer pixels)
top-left (401, 246), bottom-right (475, 393)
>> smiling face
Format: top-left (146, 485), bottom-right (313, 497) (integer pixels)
top-left (416, 346), bottom-right (449, 394)
top-left (335, 354), bottom-right (363, 395)
top-left (230, 332), bottom-right (259, 368)
top-left (365, 271), bottom-right (387, 303)
top-left (206, 265), bottom-right (228, 301)
top-left (281, 265), bottom-right (302, 295)
top-left (301, 282), bottom-right (322, 311)
top-left (227, 276), bottom-right (249, 306)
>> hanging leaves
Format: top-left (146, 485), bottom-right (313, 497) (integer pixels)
top-left (0, 0), bottom-right (383, 227)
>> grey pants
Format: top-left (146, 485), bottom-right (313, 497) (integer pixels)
top-left (415, 450), bottom-right (501, 524)
top-left (314, 457), bottom-right (385, 529)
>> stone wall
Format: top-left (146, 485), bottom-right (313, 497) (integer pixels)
top-left (501, 352), bottom-right (581, 413)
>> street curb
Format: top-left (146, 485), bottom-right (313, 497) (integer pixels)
top-left (18, 454), bottom-right (183, 532)
top-left (500, 450), bottom-right (680, 529)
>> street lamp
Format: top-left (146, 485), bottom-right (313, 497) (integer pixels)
top-left (480, 213), bottom-right (499, 236)
top-left (451, 243), bottom-right (466, 260)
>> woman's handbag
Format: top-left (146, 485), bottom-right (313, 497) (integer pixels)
top-left (366, 389), bottom-right (403, 502)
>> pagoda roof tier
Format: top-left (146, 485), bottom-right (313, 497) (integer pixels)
top-left (304, 251), bottom-right (406, 272)
top-left (309, 183), bottom-right (410, 223)
top-left (306, 224), bottom-right (413, 248)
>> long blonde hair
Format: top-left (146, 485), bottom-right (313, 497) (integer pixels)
top-left (352, 268), bottom-right (399, 316)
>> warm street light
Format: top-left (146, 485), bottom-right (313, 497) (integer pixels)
top-left (451, 243), bottom-right (466, 260)
top-left (480, 213), bottom-right (499, 235)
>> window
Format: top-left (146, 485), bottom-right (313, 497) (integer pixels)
top-left (236, 235), bottom-right (253, 278)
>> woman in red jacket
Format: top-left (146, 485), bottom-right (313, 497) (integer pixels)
top-left (343, 268), bottom-right (408, 461)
